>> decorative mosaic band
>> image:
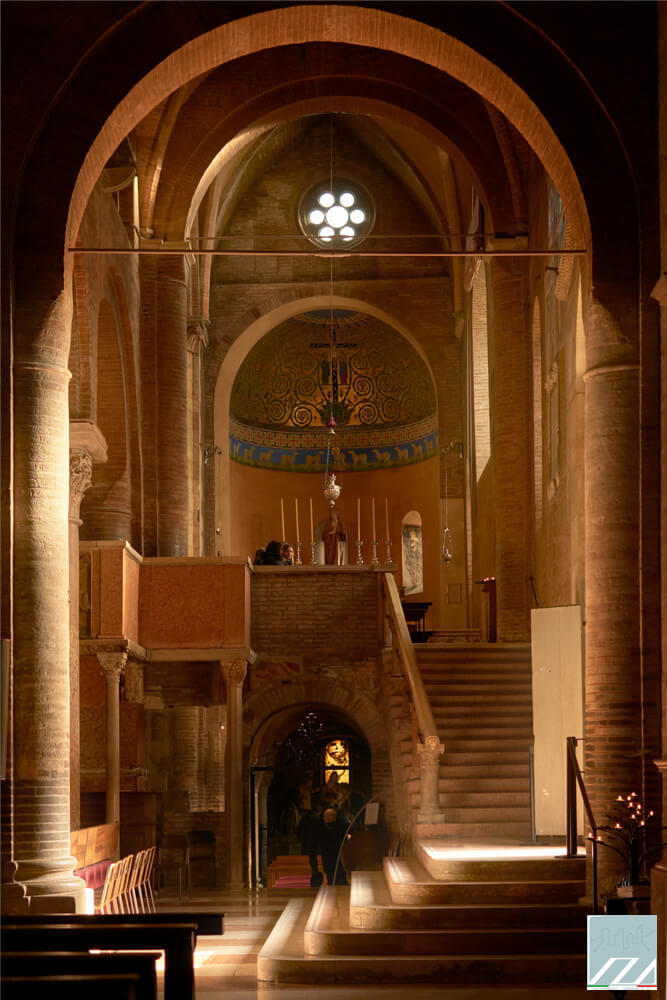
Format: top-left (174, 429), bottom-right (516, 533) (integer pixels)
top-left (230, 416), bottom-right (438, 472)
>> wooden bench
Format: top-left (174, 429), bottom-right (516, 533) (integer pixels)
top-left (2, 921), bottom-right (197, 1000)
top-left (6, 910), bottom-right (224, 936)
top-left (2, 971), bottom-right (144, 999)
top-left (1, 950), bottom-right (160, 1000)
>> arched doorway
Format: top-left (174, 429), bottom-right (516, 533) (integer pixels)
top-left (248, 702), bottom-right (391, 889)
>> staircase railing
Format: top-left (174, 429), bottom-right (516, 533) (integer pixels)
top-left (383, 573), bottom-right (444, 823)
top-left (565, 735), bottom-right (599, 913)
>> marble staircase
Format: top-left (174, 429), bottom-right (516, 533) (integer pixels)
top-left (257, 841), bottom-right (589, 985)
top-left (403, 643), bottom-right (534, 837)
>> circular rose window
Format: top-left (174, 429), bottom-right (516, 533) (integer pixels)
top-left (299, 179), bottom-right (374, 249)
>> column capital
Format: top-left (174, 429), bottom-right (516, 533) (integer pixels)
top-left (97, 650), bottom-right (128, 683)
top-left (222, 659), bottom-right (247, 688)
top-left (187, 316), bottom-right (210, 351)
top-left (69, 448), bottom-right (94, 521)
top-left (417, 736), bottom-right (445, 767)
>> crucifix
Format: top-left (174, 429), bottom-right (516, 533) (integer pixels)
top-left (310, 324), bottom-right (357, 405)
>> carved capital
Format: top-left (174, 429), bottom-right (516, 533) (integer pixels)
top-left (69, 448), bottom-right (94, 520)
top-left (417, 738), bottom-right (444, 770)
top-left (97, 650), bottom-right (128, 684)
top-left (186, 317), bottom-right (210, 352)
top-left (223, 659), bottom-right (247, 688)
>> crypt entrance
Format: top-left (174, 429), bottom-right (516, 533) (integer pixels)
top-left (248, 704), bottom-right (388, 889)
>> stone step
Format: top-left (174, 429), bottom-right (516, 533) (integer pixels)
top-left (436, 763), bottom-right (530, 778)
top-left (415, 820), bottom-right (535, 839)
top-left (350, 870), bottom-right (588, 930)
top-left (385, 857), bottom-right (584, 905)
top-left (411, 806), bottom-right (532, 823)
top-left (427, 698), bottom-right (532, 710)
top-left (304, 885), bottom-right (586, 957)
top-left (257, 887), bottom-right (586, 986)
top-left (415, 842), bottom-right (586, 883)
top-left (407, 790), bottom-right (531, 808)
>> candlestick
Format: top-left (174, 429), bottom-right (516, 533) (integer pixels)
top-left (309, 497), bottom-right (314, 541)
top-left (371, 540), bottom-right (379, 565)
top-left (280, 498), bottom-right (285, 541)
top-left (310, 540), bottom-right (317, 565)
top-left (357, 497), bottom-right (361, 539)
top-left (295, 540), bottom-right (303, 565)
top-left (355, 539), bottom-right (364, 565)
top-left (371, 497), bottom-right (376, 539)
top-left (295, 497), bottom-right (300, 543)
top-left (384, 540), bottom-right (392, 564)
top-left (385, 497), bottom-right (389, 541)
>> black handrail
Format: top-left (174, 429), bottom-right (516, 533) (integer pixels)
top-left (566, 735), bottom-right (599, 913)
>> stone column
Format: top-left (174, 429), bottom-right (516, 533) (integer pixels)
top-left (583, 297), bottom-right (641, 893)
top-left (187, 318), bottom-right (209, 557)
top-left (97, 651), bottom-right (127, 824)
top-left (157, 258), bottom-right (189, 556)
top-left (490, 257), bottom-right (531, 640)
top-left (223, 660), bottom-right (246, 890)
top-left (12, 292), bottom-right (86, 910)
top-left (69, 421), bottom-right (107, 829)
top-left (416, 735), bottom-right (445, 825)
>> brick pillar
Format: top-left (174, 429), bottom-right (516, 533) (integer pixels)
top-left (97, 651), bottom-right (127, 824)
top-left (157, 259), bottom-right (189, 556)
top-left (490, 257), bottom-right (531, 641)
top-left (171, 707), bottom-right (198, 811)
top-left (187, 319), bottom-right (209, 557)
top-left (583, 297), bottom-right (641, 892)
top-left (69, 422), bottom-right (107, 830)
top-left (223, 660), bottom-right (246, 890)
top-left (12, 292), bottom-right (86, 909)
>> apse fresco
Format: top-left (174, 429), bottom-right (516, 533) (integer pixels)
top-left (230, 310), bottom-right (438, 470)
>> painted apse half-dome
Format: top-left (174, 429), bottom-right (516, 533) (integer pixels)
top-left (230, 310), bottom-right (438, 471)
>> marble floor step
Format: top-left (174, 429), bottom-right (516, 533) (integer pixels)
top-left (304, 885), bottom-right (585, 957)
top-left (350, 871), bottom-right (588, 931)
top-left (416, 821), bottom-right (533, 839)
top-left (415, 842), bottom-right (586, 883)
top-left (385, 857), bottom-right (584, 904)
top-left (426, 791), bottom-right (531, 807)
top-left (411, 806), bottom-right (531, 824)
top-left (257, 887), bottom-right (586, 986)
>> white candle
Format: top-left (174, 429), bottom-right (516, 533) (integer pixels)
top-left (371, 497), bottom-right (376, 539)
top-left (310, 498), bottom-right (314, 540)
top-left (280, 498), bottom-right (285, 541)
top-left (295, 498), bottom-right (300, 543)
top-left (385, 497), bottom-right (389, 541)
top-left (357, 498), bottom-right (361, 539)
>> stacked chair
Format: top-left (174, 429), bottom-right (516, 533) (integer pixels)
top-left (96, 846), bottom-right (156, 914)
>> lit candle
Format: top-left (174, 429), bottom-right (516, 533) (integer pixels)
top-left (385, 497), bottom-right (389, 541)
top-left (310, 498), bottom-right (314, 540)
top-left (280, 498), bottom-right (285, 541)
top-left (357, 498), bottom-right (361, 539)
top-left (371, 497), bottom-right (376, 539)
top-left (295, 498), bottom-right (300, 543)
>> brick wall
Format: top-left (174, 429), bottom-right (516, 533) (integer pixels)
top-left (251, 567), bottom-right (381, 667)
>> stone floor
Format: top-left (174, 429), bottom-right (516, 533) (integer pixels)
top-left (156, 887), bottom-right (597, 999)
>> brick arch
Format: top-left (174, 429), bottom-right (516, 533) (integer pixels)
top-left (212, 293), bottom-right (439, 548)
top-left (244, 678), bottom-right (391, 814)
top-left (151, 46), bottom-right (516, 241)
top-left (67, 5), bottom-right (594, 261)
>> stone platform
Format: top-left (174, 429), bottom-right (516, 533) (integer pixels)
top-left (257, 840), bottom-right (590, 986)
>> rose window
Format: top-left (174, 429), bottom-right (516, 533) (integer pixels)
top-left (299, 180), bottom-right (373, 248)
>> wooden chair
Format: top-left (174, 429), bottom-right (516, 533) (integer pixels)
top-left (187, 830), bottom-right (216, 887)
top-left (155, 835), bottom-right (191, 899)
